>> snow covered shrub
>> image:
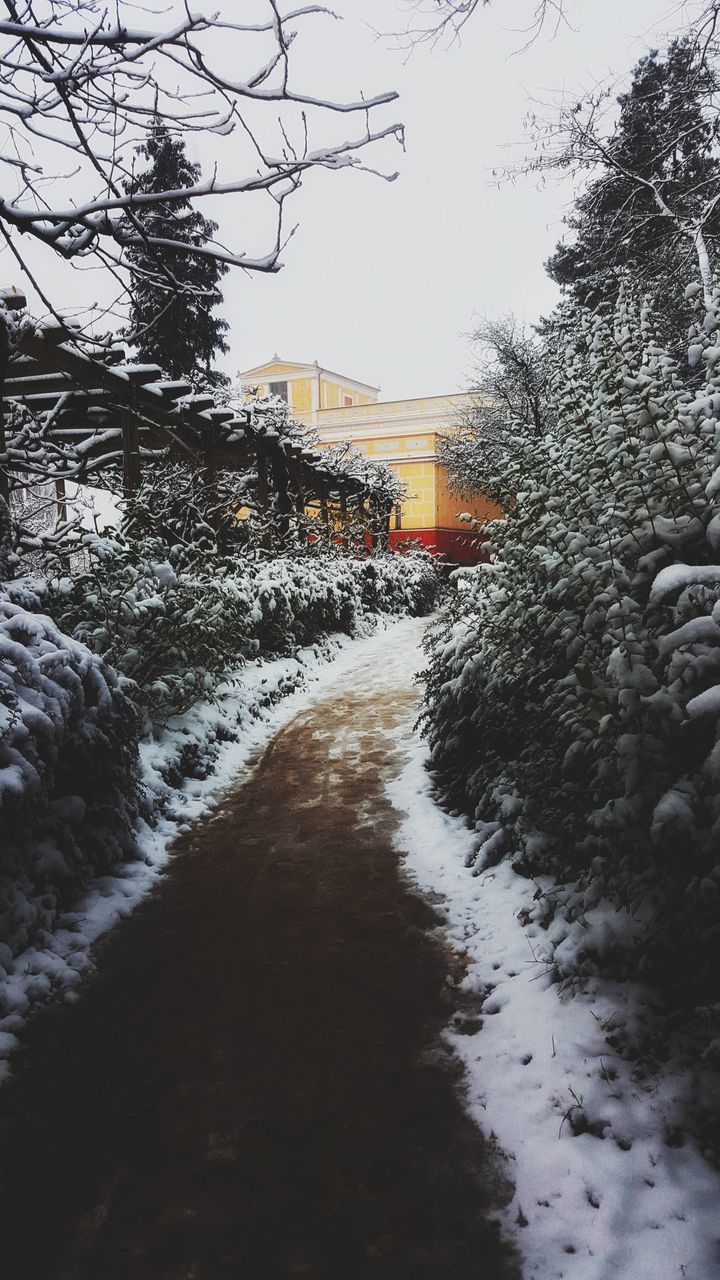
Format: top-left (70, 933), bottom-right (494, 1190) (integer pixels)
top-left (423, 289), bottom-right (720, 1001)
top-left (248, 558), bottom-right (359, 652)
top-left (352, 547), bottom-right (439, 617)
top-left (42, 531), bottom-right (257, 720)
top-left (0, 498), bottom-right (16, 581)
top-left (0, 595), bottom-right (139, 962)
top-left (245, 551), bottom-right (437, 652)
top-left (37, 523), bottom-right (438, 725)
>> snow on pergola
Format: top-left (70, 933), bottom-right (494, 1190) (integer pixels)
top-left (0, 290), bottom-right (395, 541)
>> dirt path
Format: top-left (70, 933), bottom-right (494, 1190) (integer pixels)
top-left (0, 630), bottom-right (517, 1280)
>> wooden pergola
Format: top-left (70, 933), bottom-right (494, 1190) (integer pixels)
top-left (0, 292), bottom-right (392, 544)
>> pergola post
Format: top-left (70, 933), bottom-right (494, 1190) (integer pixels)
top-left (356, 493), bottom-right (370, 554)
top-left (0, 400), bottom-right (8, 506)
top-left (255, 439), bottom-right (273, 551)
top-left (121, 407), bottom-right (141, 496)
top-left (201, 421), bottom-right (224, 551)
top-left (379, 498), bottom-right (393, 550)
top-left (256, 440), bottom-right (269, 510)
top-left (55, 478), bottom-right (68, 524)
top-left (338, 485), bottom-right (349, 553)
top-left (291, 457), bottom-right (306, 515)
top-left (0, 314), bottom-right (9, 506)
top-left (319, 481), bottom-right (330, 543)
top-left (202, 421), bottom-right (217, 489)
top-left (269, 445), bottom-right (293, 541)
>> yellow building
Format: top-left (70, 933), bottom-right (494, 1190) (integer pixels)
top-left (238, 357), bottom-right (499, 562)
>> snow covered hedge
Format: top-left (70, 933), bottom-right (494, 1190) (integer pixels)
top-left (30, 538), bottom-right (438, 721)
top-left (0, 597), bottom-right (139, 965)
top-left (0, 532), bottom-right (438, 968)
top-left (423, 290), bottom-right (720, 1009)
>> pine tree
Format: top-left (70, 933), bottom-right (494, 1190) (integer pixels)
top-left (546, 39), bottom-right (720, 357)
top-left (125, 122), bottom-right (229, 383)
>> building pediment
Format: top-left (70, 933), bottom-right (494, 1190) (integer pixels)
top-left (238, 357), bottom-right (379, 399)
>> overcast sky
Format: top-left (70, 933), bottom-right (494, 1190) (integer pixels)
top-left (2, 0), bottom-right (698, 401)
top-left (217, 0), bottom-right (695, 398)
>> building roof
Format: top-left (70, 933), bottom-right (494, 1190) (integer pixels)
top-left (238, 356), bottom-right (380, 396)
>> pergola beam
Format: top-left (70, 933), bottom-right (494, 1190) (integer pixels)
top-left (2, 309), bottom-right (385, 553)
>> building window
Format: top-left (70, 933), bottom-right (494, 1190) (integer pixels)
top-left (344, 395), bottom-right (353, 406)
top-left (394, 504), bottom-right (402, 531)
top-left (269, 380), bottom-right (289, 403)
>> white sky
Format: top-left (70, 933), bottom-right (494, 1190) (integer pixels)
top-left (1, 0), bottom-right (695, 400)
top-left (217, 0), bottom-right (686, 399)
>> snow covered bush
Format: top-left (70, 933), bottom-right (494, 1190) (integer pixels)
top-left (41, 531), bottom-right (258, 719)
top-left (0, 596), bottom-right (139, 965)
top-left (423, 288), bottom-right (720, 1004)
top-left (351, 547), bottom-right (439, 617)
top-left (32, 525), bottom-right (439, 724)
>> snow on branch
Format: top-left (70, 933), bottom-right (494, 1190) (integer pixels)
top-left (0, 1), bottom-right (403, 295)
top-left (318, 439), bottom-right (405, 503)
top-left (384, 0), bottom-right (567, 51)
top-left (507, 33), bottom-right (720, 306)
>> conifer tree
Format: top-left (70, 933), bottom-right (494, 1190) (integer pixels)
top-left (125, 122), bottom-right (229, 383)
top-left (546, 39), bottom-right (720, 355)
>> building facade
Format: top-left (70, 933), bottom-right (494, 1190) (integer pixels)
top-left (238, 358), bottom-right (500, 563)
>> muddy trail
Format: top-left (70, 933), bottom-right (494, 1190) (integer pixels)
top-left (0, 644), bottom-right (517, 1280)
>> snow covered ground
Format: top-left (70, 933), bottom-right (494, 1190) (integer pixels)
top-left (4, 613), bottom-right (720, 1280)
top-left (387, 646), bottom-right (720, 1280)
top-left (0, 617), bottom-right (411, 1082)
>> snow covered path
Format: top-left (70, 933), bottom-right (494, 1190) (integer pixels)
top-left (0, 618), bottom-right (516, 1280)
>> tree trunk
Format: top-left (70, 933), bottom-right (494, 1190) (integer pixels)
top-left (0, 309), bottom-right (9, 507)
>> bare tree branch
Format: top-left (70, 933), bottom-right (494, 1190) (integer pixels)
top-left (383, 0), bottom-right (568, 52)
top-left (506, 35), bottom-right (720, 307)
top-left (0, 1), bottom-right (403, 326)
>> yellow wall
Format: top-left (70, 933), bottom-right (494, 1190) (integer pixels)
top-left (320, 432), bottom-right (436, 530)
top-left (292, 378), bottom-right (313, 416)
top-left (319, 428), bottom-right (501, 532)
top-left (245, 371), bottom-right (371, 414)
top-left (323, 382), bottom-right (340, 409)
top-left (435, 464), bottom-right (501, 529)
top-left (391, 459), bottom-right (435, 529)
top-left (320, 378), bottom-right (365, 409)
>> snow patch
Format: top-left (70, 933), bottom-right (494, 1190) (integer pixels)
top-left (388, 695), bottom-right (720, 1280)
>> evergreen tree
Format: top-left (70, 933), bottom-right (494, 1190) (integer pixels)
top-left (546, 39), bottom-right (720, 356)
top-left (125, 122), bottom-right (229, 383)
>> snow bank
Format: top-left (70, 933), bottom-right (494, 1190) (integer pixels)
top-left (389, 724), bottom-right (720, 1280)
